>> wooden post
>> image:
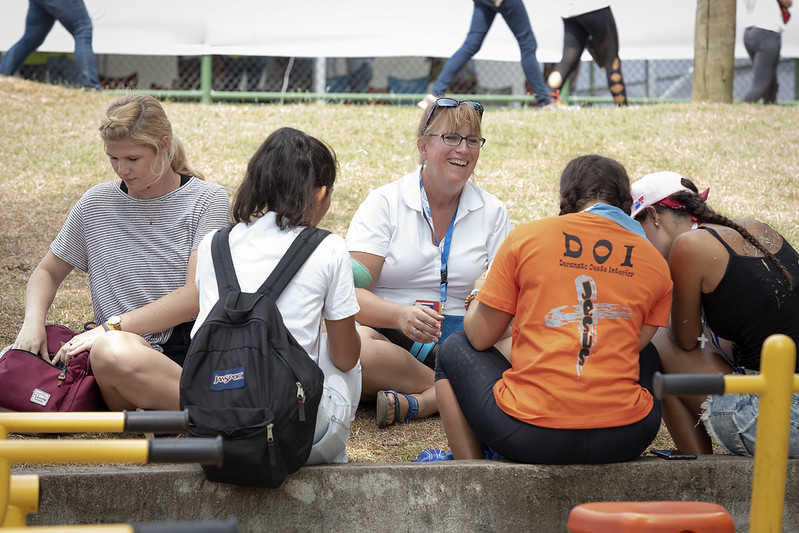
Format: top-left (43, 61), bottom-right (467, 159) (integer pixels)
top-left (693, 0), bottom-right (737, 102)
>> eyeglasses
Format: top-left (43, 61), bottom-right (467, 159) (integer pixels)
top-left (427, 133), bottom-right (486, 149)
top-left (424, 98), bottom-right (485, 129)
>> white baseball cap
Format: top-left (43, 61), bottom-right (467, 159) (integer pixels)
top-left (629, 171), bottom-right (693, 219)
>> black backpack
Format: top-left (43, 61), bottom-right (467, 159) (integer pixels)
top-left (179, 225), bottom-right (328, 488)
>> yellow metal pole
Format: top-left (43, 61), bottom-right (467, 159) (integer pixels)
top-left (0, 440), bottom-right (150, 464)
top-left (748, 334), bottom-right (795, 533)
top-left (3, 475), bottom-right (39, 528)
top-left (0, 413), bottom-right (125, 434)
top-left (0, 527), bottom-right (133, 532)
top-left (723, 374), bottom-right (766, 395)
top-left (0, 425), bottom-right (8, 527)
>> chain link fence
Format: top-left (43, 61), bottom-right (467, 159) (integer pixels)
top-left (8, 52), bottom-right (799, 104)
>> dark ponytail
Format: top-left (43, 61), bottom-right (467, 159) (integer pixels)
top-left (559, 155), bottom-right (632, 215)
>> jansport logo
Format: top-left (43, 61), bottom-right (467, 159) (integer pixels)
top-left (210, 366), bottom-right (245, 391)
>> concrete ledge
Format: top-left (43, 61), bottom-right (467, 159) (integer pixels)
top-left (17, 456), bottom-right (799, 532)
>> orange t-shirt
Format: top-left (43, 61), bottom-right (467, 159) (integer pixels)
top-left (479, 212), bottom-right (672, 429)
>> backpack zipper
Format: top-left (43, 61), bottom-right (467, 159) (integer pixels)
top-left (296, 382), bottom-right (306, 422)
top-left (266, 423), bottom-right (276, 466)
top-left (271, 343), bottom-right (315, 423)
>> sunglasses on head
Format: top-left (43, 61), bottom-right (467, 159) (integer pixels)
top-left (424, 98), bottom-right (485, 129)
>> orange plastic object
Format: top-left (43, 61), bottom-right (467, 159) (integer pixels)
top-left (567, 501), bottom-right (735, 533)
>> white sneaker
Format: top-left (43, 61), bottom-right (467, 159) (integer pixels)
top-left (417, 94), bottom-right (437, 110)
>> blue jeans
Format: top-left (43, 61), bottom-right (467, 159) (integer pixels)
top-left (702, 373), bottom-right (799, 457)
top-left (432, 0), bottom-right (550, 105)
top-left (0, 0), bottom-right (101, 89)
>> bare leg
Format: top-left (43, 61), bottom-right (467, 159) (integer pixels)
top-left (90, 332), bottom-right (182, 410)
top-left (652, 328), bottom-right (733, 454)
top-left (358, 326), bottom-right (438, 420)
top-left (380, 387), bottom-right (438, 425)
top-left (436, 378), bottom-right (483, 459)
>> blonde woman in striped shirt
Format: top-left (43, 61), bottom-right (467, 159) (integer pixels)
top-left (12, 95), bottom-right (230, 411)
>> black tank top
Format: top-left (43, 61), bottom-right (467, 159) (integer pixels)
top-left (700, 226), bottom-right (799, 371)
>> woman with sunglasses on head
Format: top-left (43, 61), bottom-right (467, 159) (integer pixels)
top-left (435, 155), bottom-right (671, 463)
top-left (630, 171), bottom-right (799, 457)
top-left (346, 98), bottom-right (511, 428)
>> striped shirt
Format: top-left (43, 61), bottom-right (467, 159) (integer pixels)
top-left (51, 177), bottom-right (230, 347)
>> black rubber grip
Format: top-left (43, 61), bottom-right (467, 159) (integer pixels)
top-left (124, 410), bottom-right (189, 433)
top-left (131, 518), bottom-right (238, 533)
top-left (148, 436), bottom-right (223, 466)
top-left (653, 372), bottom-right (726, 399)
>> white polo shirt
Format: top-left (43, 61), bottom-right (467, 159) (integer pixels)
top-left (345, 167), bottom-right (511, 316)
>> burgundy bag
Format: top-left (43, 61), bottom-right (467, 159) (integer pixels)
top-left (0, 324), bottom-right (100, 412)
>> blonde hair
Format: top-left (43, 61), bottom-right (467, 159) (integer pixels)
top-left (98, 94), bottom-right (205, 180)
top-left (416, 102), bottom-right (483, 165)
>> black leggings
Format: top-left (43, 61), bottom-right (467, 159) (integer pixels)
top-left (551, 6), bottom-right (627, 106)
top-left (435, 332), bottom-right (661, 464)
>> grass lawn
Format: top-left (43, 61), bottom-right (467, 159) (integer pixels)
top-left (1, 77), bottom-right (797, 462)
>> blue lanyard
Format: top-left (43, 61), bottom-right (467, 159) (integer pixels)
top-left (420, 177), bottom-right (457, 309)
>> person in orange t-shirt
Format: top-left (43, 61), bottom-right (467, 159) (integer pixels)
top-left (435, 155), bottom-right (672, 463)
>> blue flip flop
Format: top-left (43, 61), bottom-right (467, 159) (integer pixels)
top-left (376, 390), bottom-right (419, 428)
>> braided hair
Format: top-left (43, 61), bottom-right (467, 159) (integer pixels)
top-left (637, 177), bottom-right (794, 290)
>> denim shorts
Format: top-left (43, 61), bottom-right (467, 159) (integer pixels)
top-left (702, 371), bottom-right (799, 457)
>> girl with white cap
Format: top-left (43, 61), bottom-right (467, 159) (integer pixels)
top-left (631, 170), bottom-right (799, 456)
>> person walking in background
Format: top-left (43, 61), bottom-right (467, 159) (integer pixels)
top-left (547, 1), bottom-right (627, 106)
top-left (741, 0), bottom-right (792, 104)
top-left (419, 0), bottom-right (554, 109)
top-left (0, 0), bottom-right (102, 90)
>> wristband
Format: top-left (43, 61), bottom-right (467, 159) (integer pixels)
top-left (103, 315), bottom-right (122, 331)
top-left (464, 289), bottom-right (480, 311)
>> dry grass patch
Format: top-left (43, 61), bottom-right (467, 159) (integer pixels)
top-left (2, 78), bottom-right (797, 462)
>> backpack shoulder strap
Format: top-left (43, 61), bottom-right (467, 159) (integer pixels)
top-left (257, 227), bottom-right (331, 300)
top-left (210, 225), bottom-right (240, 295)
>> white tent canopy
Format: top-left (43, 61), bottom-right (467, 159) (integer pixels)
top-left (2, 0), bottom-right (797, 61)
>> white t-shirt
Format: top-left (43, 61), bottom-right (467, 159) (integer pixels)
top-left (192, 212), bottom-right (359, 362)
top-left (345, 168), bottom-right (511, 316)
top-left (561, 0), bottom-right (611, 19)
top-left (741, 0), bottom-right (785, 33)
